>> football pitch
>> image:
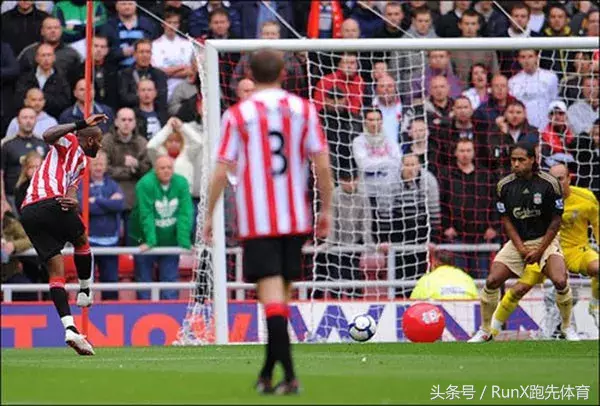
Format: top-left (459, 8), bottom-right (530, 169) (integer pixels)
top-left (2, 341), bottom-right (598, 404)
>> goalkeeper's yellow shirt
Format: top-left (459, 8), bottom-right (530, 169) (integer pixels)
top-left (560, 186), bottom-right (599, 248)
top-left (410, 265), bottom-right (479, 300)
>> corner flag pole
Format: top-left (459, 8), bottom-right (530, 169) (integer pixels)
top-left (81, 0), bottom-right (95, 336)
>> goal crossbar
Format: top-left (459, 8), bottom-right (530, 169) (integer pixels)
top-left (203, 36), bottom-right (597, 345)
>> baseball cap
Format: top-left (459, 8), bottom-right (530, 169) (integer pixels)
top-left (548, 100), bottom-right (567, 114)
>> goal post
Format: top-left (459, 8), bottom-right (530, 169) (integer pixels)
top-left (193, 36), bottom-right (598, 346)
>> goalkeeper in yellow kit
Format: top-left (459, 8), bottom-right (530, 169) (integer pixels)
top-left (547, 164), bottom-right (599, 330)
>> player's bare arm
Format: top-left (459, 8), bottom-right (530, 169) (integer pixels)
top-left (202, 161), bottom-right (233, 243)
top-left (42, 114), bottom-right (108, 144)
top-left (525, 214), bottom-right (562, 264)
top-left (312, 151), bottom-right (333, 238)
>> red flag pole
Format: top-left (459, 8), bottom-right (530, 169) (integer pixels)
top-left (81, 0), bottom-right (95, 336)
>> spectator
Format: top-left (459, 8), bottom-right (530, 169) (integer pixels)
top-left (374, 1), bottom-right (403, 39)
top-left (349, 0), bottom-right (384, 38)
top-left (389, 153), bottom-right (441, 292)
top-left (151, 10), bottom-right (193, 101)
top-left (314, 170), bottom-right (371, 299)
top-left (14, 43), bottom-right (72, 119)
top-left (436, 0), bottom-right (484, 38)
top-left (439, 138), bottom-right (497, 277)
top-left (13, 150), bottom-right (42, 215)
top-left (146, 116), bottom-right (204, 231)
top-left (429, 96), bottom-right (475, 174)
top-left (134, 78), bottom-right (168, 140)
top-left (1, 198), bottom-right (36, 301)
top-left (1, 0), bottom-right (48, 56)
top-left (509, 49), bottom-right (559, 129)
top-left (188, 0), bottom-right (241, 38)
top-left (306, 0), bottom-right (344, 39)
top-left (363, 60), bottom-right (388, 106)
top-left (233, 0), bottom-right (293, 39)
top-left (560, 51), bottom-right (594, 105)
top-left (129, 155), bottom-right (193, 300)
top-left (401, 1), bottom-right (441, 30)
top-left (58, 78), bottom-right (115, 134)
top-left (571, 119), bottom-right (599, 197)
top-left (462, 63), bottom-right (490, 110)
top-left (168, 55), bottom-right (198, 116)
top-left (541, 101), bottom-right (575, 157)
top-left (52, 0), bottom-right (108, 44)
top-left (17, 16), bottom-right (82, 85)
top-left (581, 9), bottom-right (600, 38)
top-left (477, 99), bottom-right (538, 174)
top-left (451, 10), bottom-right (499, 87)
top-left (198, 8), bottom-right (240, 107)
top-left (498, 1), bottom-right (538, 79)
top-left (1, 0), bottom-right (53, 14)
top-left (1, 107), bottom-right (48, 212)
top-left (230, 22), bottom-right (305, 99)
top-left (525, 0), bottom-right (546, 33)
top-left (424, 75), bottom-right (454, 125)
top-left (540, 3), bottom-right (572, 80)
top-left (372, 75), bottom-right (403, 144)
top-left (101, 107), bottom-right (152, 216)
top-left (321, 86), bottom-right (362, 180)
top-left (392, 7), bottom-right (437, 101)
top-left (4, 88), bottom-right (57, 143)
top-left (118, 38), bottom-right (168, 111)
top-left (78, 150), bottom-right (125, 301)
top-left (313, 52), bottom-right (364, 115)
top-left (101, 0), bottom-right (158, 68)
top-left (473, 73), bottom-right (513, 133)
top-left (474, 0), bottom-right (508, 37)
top-left (569, 0), bottom-right (598, 34)
top-left (423, 50), bottom-right (462, 99)
top-left (87, 34), bottom-right (119, 110)
top-left (159, 0), bottom-right (193, 34)
top-left (353, 108), bottom-right (401, 198)
top-left (567, 76), bottom-right (599, 136)
top-left (1, 42), bottom-right (21, 137)
top-left (402, 118), bottom-right (436, 170)
top-left (235, 78), bottom-right (255, 101)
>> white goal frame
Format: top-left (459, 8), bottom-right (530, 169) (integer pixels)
top-left (203, 36), bottom-right (598, 344)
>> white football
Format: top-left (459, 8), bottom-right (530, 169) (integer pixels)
top-left (348, 314), bottom-right (377, 342)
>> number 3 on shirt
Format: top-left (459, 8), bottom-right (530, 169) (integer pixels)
top-left (269, 131), bottom-right (288, 176)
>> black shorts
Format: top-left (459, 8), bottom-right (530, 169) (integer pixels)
top-left (242, 235), bottom-right (307, 283)
top-left (20, 198), bottom-right (86, 263)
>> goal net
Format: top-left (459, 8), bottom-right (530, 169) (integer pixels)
top-left (175, 37), bottom-right (598, 345)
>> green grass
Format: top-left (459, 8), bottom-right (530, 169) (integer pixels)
top-left (2, 341), bottom-right (598, 404)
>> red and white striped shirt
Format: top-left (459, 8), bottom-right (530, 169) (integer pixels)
top-left (22, 133), bottom-right (86, 208)
top-left (218, 88), bottom-right (328, 239)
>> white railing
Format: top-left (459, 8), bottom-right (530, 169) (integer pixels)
top-left (1, 278), bottom-right (591, 303)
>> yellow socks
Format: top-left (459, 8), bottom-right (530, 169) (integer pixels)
top-left (491, 289), bottom-right (521, 334)
top-left (556, 285), bottom-right (574, 329)
top-left (480, 287), bottom-right (500, 332)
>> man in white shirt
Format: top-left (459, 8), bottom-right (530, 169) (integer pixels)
top-left (567, 76), bottom-right (599, 135)
top-left (3, 88), bottom-right (57, 144)
top-left (151, 10), bottom-right (193, 101)
top-left (509, 49), bottom-right (559, 129)
top-left (525, 0), bottom-right (547, 33)
top-left (371, 75), bottom-right (403, 144)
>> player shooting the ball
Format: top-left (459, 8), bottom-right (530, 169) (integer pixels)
top-left (19, 113), bottom-right (108, 355)
top-left (469, 142), bottom-right (577, 342)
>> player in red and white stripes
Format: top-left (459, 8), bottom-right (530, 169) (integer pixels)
top-left (19, 113), bottom-right (108, 356)
top-left (204, 49), bottom-right (333, 395)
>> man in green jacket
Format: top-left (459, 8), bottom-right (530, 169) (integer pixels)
top-left (129, 155), bottom-right (193, 300)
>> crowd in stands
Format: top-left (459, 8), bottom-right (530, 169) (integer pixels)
top-left (1, 0), bottom-right (599, 300)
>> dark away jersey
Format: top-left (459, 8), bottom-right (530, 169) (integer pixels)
top-left (495, 171), bottom-right (564, 241)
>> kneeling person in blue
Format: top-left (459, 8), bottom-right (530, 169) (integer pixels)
top-left (129, 155), bottom-right (193, 300)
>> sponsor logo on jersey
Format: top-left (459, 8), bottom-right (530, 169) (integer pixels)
top-left (513, 207), bottom-right (542, 219)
